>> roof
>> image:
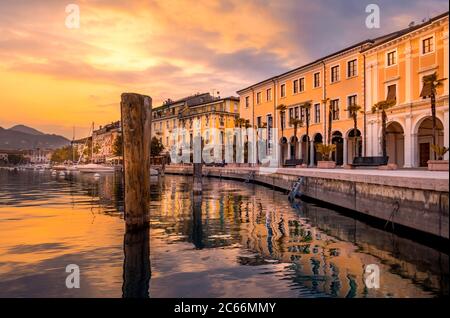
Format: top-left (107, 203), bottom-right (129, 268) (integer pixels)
top-left (361, 11), bottom-right (449, 52)
top-left (237, 11), bottom-right (449, 94)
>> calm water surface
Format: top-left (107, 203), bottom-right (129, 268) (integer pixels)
top-left (0, 169), bottom-right (448, 297)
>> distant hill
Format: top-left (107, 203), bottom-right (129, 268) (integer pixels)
top-left (9, 124), bottom-right (45, 136)
top-left (0, 125), bottom-right (70, 150)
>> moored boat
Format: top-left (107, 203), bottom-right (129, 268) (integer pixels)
top-left (77, 163), bottom-right (115, 173)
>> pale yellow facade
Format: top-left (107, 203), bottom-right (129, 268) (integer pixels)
top-left (152, 93), bottom-right (239, 156)
top-left (238, 11), bottom-right (449, 168)
top-left (364, 13), bottom-right (449, 167)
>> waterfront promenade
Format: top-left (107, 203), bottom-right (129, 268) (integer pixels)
top-left (165, 165), bottom-right (449, 239)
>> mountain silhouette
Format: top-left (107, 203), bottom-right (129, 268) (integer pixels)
top-left (0, 125), bottom-right (70, 150)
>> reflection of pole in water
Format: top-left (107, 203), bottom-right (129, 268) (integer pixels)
top-left (192, 195), bottom-right (204, 249)
top-left (122, 228), bottom-right (151, 298)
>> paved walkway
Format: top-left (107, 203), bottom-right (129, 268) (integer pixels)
top-left (166, 165), bottom-right (449, 191)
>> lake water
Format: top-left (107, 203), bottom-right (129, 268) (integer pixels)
top-left (0, 169), bottom-right (447, 297)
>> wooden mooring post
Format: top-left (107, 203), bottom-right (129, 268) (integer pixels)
top-left (120, 93), bottom-right (152, 231)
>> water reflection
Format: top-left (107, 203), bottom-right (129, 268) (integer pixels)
top-left (0, 169), bottom-right (448, 298)
top-left (122, 228), bottom-right (151, 298)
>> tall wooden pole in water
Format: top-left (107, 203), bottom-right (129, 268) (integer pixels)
top-left (120, 93), bottom-right (152, 231)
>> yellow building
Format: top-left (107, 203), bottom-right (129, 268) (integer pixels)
top-left (151, 93), bottom-right (239, 159)
top-left (364, 12), bottom-right (449, 167)
top-left (237, 11), bottom-right (449, 168)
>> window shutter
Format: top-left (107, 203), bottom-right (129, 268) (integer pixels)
top-left (420, 82), bottom-right (432, 99)
top-left (386, 85), bottom-right (396, 102)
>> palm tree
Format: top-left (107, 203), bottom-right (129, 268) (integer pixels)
top-left (422, 72), bottom-right (447, 159)
top-left (301, 101), bottom-right (312, 165)
top-left (321, 98), bottom-right (331, 144)
top-left (289, 117), bottom-right (303, 159)
top-left (347, 104), bottom-right (363, 159)
top-left (371, 100), bottom-right (396, 158)
top-left (276, 104), bottom-right (287, 138)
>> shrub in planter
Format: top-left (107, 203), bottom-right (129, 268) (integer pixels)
top-left (428, 145), bottom-right (449, 171)
top-left (315, 143), bottom-right (337, 169)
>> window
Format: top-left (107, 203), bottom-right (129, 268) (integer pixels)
top-left (289, 108), bottom-right (294, 125)
top-left (256, 116), bottom-right (262, 128)
top-left (422, 36), bottom-right (434, 54)
top-left (294, 107), bottom-right (299, 119)
top-left (331, 99), bottom-right (339, 120)
top-left (314, 72), bottom-right (320, 88)
top-left (300, 107), bottom-right (305, 122)
top-left (387, 51), bottom-right (396, 66)
top-left (256, 92), bottom-right (261, 104)
top-left (347, 59), bottom-right (357, 77)
top-left (331, 65), bottom-right (340, 83)
top-left (266, 88), bottom-right (272, 101)
top-left (386, 84), bottom-right (397, 102)
top-left (347, 95), bottom-right (357, 117)
top-left (314, 103), bottom-right (321, 123)
top-left (299, 78), bottom-right (305, 92)
top-left (293, 79), bottom-right (299, 94)
top-left (281, 84), bottom-right (286, 97)
top-left (245, 96), bottom-right (249, 108)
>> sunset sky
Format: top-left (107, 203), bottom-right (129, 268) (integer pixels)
top-left (0, 0), bottom-right (448, 138)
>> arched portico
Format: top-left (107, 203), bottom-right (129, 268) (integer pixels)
top-left (386, 121), bottom-right (404, 167)
top-left (414, 116), bottom-right (444, 166)
top-left (345, 128), bottom-right (362, 165)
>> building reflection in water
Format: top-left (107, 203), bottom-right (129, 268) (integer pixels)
top-left (0, 170), bottom-right (446, 298)
top-left (147, 176), bottom-right (448, 298)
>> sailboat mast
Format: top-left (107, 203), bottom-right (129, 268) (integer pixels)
top-left (91, 122), bottom-right (94, 163)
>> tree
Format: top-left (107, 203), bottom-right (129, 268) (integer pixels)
top-left (7, 154), bottom-right (25, 165)
top-left (51, 146), bottom-right (77, 163)
top-left (326, 98), bottom-right (333, 144)
top-left (276, 104), bottom-right (287, 138)
top-left (371, 100), bottom-right (396, 158)
top-left (82, 139), bottom-right (92, 160)
top-left (289, 117), bottom-right (303, 159)
top-left (151, 136), bottom-right (164, 156)
top-left (347, 104), bottom-right (363, 159)
top-left (422, 72), bottom-right (447, 159)
top-left (301, 101), bottom-right (312, 165)
top-left (112, 134), bottom-right (123, 156)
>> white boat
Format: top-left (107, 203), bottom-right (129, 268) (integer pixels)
top-left (77, 163), bottom-right (115, 173)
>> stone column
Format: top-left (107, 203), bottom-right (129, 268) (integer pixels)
top-left (403, 115), bottom-right (413, 168)
top-left (287, 142), bottom-right (291, 160)
top-left (278, 143), bottom-right (282, 167)
top-left (343, 137), bottom-right (348, 165)
top-left (444, 110), bottom-right (449, 160)
top-left (411, 133), bottom-right (418, 167)
top-left (298, 140), bottom-right (303, 161)
top-left (309, 141), bottom-right (315, 167)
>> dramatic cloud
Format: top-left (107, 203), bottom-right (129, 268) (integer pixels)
top-left (0, 0), bottom-right (447, 138)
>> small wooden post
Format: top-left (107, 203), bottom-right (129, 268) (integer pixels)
top-left (121, 93), bottom-right (152, 231)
